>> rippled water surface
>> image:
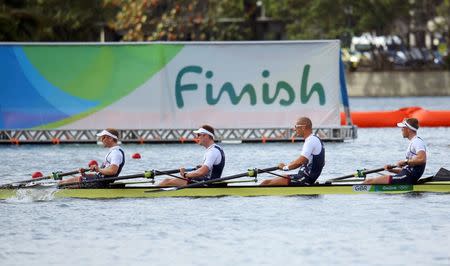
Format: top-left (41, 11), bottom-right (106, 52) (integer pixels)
top-left (1, 97), bottom-right (450, 266)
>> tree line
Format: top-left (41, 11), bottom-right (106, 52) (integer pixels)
top-left (1, 0), bottom-right (449, 49)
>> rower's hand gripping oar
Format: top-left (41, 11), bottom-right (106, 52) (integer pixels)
top-left (57, 167), bottom-right (197, 188)
top-left (326, 165), bottom-right (395, 183)
top-left (153, 166), bottom-right (201, 182)
top-left (258, 169), bottom-right (289, 179)
top-left (146, 166), bottom-right (279, 193)
top-left (0, 169), bottom-right (89, 189)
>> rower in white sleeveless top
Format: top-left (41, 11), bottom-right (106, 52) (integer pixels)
top-left (260, 117), bottom-right (325, 186)
top-left (158, 125), bottom-right (225, 187)
top-left (363, 118), bottom-right (427, 185)
top-left (59, 128), bottom-right (125, 188)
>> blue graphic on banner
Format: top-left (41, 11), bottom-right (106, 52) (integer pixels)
top-left (0, 47), bottom-right (97, 129)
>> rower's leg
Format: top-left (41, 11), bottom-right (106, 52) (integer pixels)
top-left (158, 178), bottom-right (188, 187)
top-left (260, 177), bottom-right (289, 186)
top-left (362, 175), bottom-right (391, 184)
top-left (59, 176), bottom-right (82, 185)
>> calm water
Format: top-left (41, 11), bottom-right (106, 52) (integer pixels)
top-left (1, 97), bottom-right (450, 266)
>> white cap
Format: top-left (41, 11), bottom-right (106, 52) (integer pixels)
top-left (193, 127), bottom-right (215, 139)
top-left (96, 129), bottom-right (118, 139)
top-left (397, 120), bottom-right (417, 131)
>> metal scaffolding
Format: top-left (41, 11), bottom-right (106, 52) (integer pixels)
top-left (0, 126), bottom-right (357, 144)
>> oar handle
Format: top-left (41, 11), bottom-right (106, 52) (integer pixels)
top-left (255, 167), bottom-right (280, 175)
top-left (50, 168), bottom-right (90, 180)
top-left (257, 168), bottom-right (288, 179)
top-left (153, 167), bottom-right (197, 181)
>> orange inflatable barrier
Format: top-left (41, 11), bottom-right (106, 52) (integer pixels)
top-left (341, 107), bottom-right (450, 127)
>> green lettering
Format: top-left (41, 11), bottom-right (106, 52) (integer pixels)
top-left (262, 70), bottom-right (294, 106)
top-left (207, 82), bottom-right (257, 105)
top-left (300, 65), bottom-right (325, 105)
top-left (175, 65), bottom-right (202, 108)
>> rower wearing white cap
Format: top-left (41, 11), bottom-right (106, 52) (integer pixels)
top-left (363, 118), bottom-right (427, 185)
top-left (158, 125), bottom-right (225, 187)
top-left (59, 128), bottom-right (125, 188)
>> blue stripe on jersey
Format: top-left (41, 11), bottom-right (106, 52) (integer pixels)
top-left (298, 135), bottom-right (325, 182)
top-left (210, 145), bottom-right (225, 179)
top-left (102, 148), bottom-right (125, 178)
top-left (405, 136), bottom-right (426, 182)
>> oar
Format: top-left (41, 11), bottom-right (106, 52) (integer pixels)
top-left (260, 169), bottom-right (289, 179)
top-left (153, 169), bottom-right (190, 182)
top-left (153, 165), bottom-right (202, 182)
top-left (327, 165), bottom-right (394, 182)
top-left (0, 169), bottom-right (89, 189)
top-left (58, 167), bottom-right (197, 188)
top-left (146, 166), bottom-right (278, 193)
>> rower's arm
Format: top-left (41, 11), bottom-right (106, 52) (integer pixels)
top-left (387, 167), bottom-right (402, 174)
top-left (185, 165), bottom-right (209, 179)
top-left (281, 155), bottom-right (308, 170)
top-left (408, 150), bottom-right (426, 166)
top-left (98, 164), bottom-right (119, 176)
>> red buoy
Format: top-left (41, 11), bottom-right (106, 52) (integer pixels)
top-left (32, 171), bottom-right (43, 179)
top-left (132, 153), bottom-right (141, 159)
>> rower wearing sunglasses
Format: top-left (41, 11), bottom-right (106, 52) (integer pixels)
top-left (158, 125), bottom-right (225, 187)
top-left (260, 117), bottom-right (325, 186)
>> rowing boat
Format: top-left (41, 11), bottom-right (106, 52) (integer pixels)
top-left (1, 182), bottom-right (449, 199)
top-left (1, 167), bottom-right (449, 199)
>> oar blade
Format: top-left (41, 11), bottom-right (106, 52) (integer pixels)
top-left (0, 168), bottom-right (86, 189)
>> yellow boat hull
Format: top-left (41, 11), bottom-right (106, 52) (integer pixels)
top-left (1, 183), bottom-right (450, 199)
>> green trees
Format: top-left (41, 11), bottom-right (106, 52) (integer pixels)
top-left (266, 0), bottom-right (410, 42)
top-left (437, 0), bottom-right (450, 47)
top-left (0, 0), bottom-right (447, 47)
top-left (0, 0), bottom-right (107, 41)
top-left (103, 0), bottom-right (253, 41)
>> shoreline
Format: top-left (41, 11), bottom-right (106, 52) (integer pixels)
top-left (346, 70), bottom-right (450, 97)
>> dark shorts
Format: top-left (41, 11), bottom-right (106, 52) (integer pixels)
top-left (288, 172), bottom-right (315, 186)
top-left (187, 177), bottom-right (209, 184)
top-left (81, 173), bottom-right (111, 188)
top-left (388, 169), bottom-right (417, 185)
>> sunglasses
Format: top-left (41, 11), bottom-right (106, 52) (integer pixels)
top-left (294, 124), bottom-right (307, 129)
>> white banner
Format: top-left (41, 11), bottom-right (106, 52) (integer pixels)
top-left (62, 41), bottom-right (341, 129)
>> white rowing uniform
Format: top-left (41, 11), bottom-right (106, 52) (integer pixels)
top-left (101, 145), bottom-right (125, 176)
top-left (301, 135), bottom-right (323, 163)
top-left (200, 144), bottom-right (225, 180)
